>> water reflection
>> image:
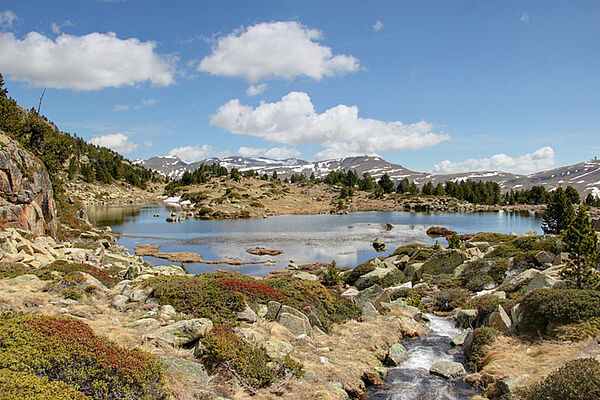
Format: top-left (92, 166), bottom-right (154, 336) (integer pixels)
top-left (87, 204), bottom-right (543, 277)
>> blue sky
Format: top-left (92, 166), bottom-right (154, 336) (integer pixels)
top-left (1, 0), bottom-right (598, 174)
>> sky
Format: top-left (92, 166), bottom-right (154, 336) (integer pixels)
top-left (1, 0), bottom-right (599, 174)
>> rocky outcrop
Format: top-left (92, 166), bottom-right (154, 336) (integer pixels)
top-left (0, 132), bottom-right (57, 237)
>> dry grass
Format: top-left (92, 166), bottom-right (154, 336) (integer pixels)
top-left (481, 335), bottom-right (591, 388)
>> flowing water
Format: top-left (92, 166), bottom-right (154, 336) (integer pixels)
top-left (368, 315), bottom-right (479, 400)
top-left (88, 204), bottom-right (542, 276)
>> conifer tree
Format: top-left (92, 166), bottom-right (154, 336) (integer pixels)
top-left (560, 207), bottom-right (600, 289)
top-left (541, 187), bottom-right (575, 234)
top-left (565, 186), bottom-right (581, 204)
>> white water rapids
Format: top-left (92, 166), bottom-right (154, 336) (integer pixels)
top-left (367, 314), bottom-right (479, 400)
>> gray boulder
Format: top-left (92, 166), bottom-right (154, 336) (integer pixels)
top-left (278, 312), bottom-right (312, 336)
top-left (355, 264), bottom-right (404, 289)
top-left (110, 294), bottom-right (129, 312)
top-left (429, 360), bottom-right (467, 380)
top-left (535, 251), bottom-right (555, 265)
top-left (421, 250), bottom-right (468, 276)
top-left (386, 343), bottom-right (407, 366)
top-left (523, 270), bottom-right (565, 294)
top-left (451, 328), bottom-right (472, 346)
top-left (455, 309), bottom-right (477, 329)
top-left (159, 356), bottom-right (208, 386)
top-left (501, 268), bottom-right (538, 293)
top-left (488, 305), bottom-right (512, 332)
top-left (237, 304), bottom-right (258, 322)
top-left (147, 318), bottom-right (213, 346)
top-left (354, 284), bottom-right (390, 316)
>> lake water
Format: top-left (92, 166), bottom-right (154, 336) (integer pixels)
top-left (88, 204), bottom-right (542, 276)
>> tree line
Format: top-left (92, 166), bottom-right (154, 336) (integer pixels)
top-left (0, 73), bottom-right (160, 204)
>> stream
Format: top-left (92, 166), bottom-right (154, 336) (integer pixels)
top-left (367, 314), bottom-right (480, 400)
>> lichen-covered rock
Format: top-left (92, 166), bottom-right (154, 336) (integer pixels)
top-left (159, 355), bottom-right (209, 386)
top-left (262, 339), bottom-right (293, 360)
top-left (278, 312), bottom-right (312, 336)
top-left (353, 284), bottom-right (390, 316)
top-left (386, 343), bottom-right (407, 366)
top-left (147, 318), bottom-right (213, 347)
top-left (421, 249), bottom-right (468, 276)
top-left (456, 309), bottom-right (477, 329)
top-left (0, 132), bottom-right (57, 237)
top-left (355, 263), bottom-right (404, 290)
top-left (487, 305), bottom-right (512, 332)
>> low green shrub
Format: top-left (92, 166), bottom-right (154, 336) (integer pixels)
top-left (521, 358), bottom-right (600, 400)
top-left (61, 289), bottom-right (83, 300)
top-left (37, 260), bottom-right (118, 288)
top-left (556, 317), bottom-right (600, 342)
top-left (0, 262), bottom-right (35, 279)
top-left (467, 327), bottom-right (501, 371)
top-left (519, 289), bottom-right (600, 334)
top-left (468, 232), bottom-right (512, 243)
top-left (0, 369), bottom-right (88, 400)
top-left (201, 325), bottom-right (274, 388)
top-left (431, 288), bottom-right (471, 311)
top-left (0, 312), bottom-right (168, 399)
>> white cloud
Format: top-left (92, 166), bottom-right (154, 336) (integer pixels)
top-left (373, 20), bottom-right (384, 32)
top-left (90, 133), bottom-right (139, 153)
top-left (198, 21), bottom-right (359, 82)
top-left (238, 146), bottom-right (301, 159)
top-left (433, 146), bottom-right (555, 174)
top-left (50, 20), bottom-right (74, 34)
top-left (167, 145), bottom-right (230, 163)
top-left (114, 104), bottom-right (130, 111)
top-left (0, 10), bottom-right (17, 27)
top-left (0, 31), bottom-right (176, 90)
top-left (246, 83), bottom-right (267, 96)
top-left (211, 91), bottom-right (448, 159)
top-left (144, 141), bottom-right (154, 147)
top-left (141, 98), bottom-right (158, 106)
top-left (520, 13), bottom-right (530, 23)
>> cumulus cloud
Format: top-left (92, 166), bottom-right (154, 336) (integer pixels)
top-left (238, 146), bottom-right (301, 159)
top-left (90, 133), bottom-right (139, 153)
top-left (0, 10), bottom-right (17, 27)
top-left (211, 91), bottom-right (448, 159)
top-left (198, 21), bottom-right (359, 83)
top-left (0, 31), bottom-right (176, 90)
top-left (50, 20), bottom-right (74, 34)
top-left (246, 83), bottom-right (267, 96)
top-left (434, 146), bottom-right (555, 174)
top-left (373, 20), bottom-right (384, 31)
top-left (167, 145), bottom-right (230, 163)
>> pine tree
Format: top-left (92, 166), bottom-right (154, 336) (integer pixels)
top-left (565, 186), bottom-right (581, 204)
top-left (447, 232), bottom-right (461, 249)
top-left (541, 187), bottom-right (575, 234)
top-left (378, 174), bottom-right (395, 194)
top-left (560, 207), bottom-right (600, 289)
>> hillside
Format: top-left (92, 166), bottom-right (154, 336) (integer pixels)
top-left (138, 153), bottom-right (600, 199)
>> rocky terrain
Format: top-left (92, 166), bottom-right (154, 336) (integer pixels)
top-left (138, 154), bottom-right (600, 198)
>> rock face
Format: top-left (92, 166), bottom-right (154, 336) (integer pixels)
top-left (0, 132), bottom-right (57, 237)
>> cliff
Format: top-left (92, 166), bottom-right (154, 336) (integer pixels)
top-left (0, 131), bottom-right (57, 237)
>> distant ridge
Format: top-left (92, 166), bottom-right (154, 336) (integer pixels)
top-left (136, 154), bottom-right (600, 198)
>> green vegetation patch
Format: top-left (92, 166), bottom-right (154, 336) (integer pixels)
top-left (556, 317), bottom-right (600, 342)
top-left (0, 312), bottom-right (168, 399)
top-left (519, 289), bottom-right (600, 334)
top-left (0, 369), bottom-right (89, 400)
top-left (201, 325), bottom-right (274, 388)
top-left (146, 272), bottom-right (361, 330)
top-left (521, 358), bottom-right (600, 400)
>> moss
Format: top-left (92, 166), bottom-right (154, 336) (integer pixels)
top-left (521, 358), bottom-right (600, 400)
top-left (0, 312), bottom-right (168, 399)
top-left (201, 325), bottom-right (274, 388)
top-left (0, 369), bottom-right (89, 400)
top-left (467, 327), bottom-right (501, 371)
top-left (519, 289), bottom-right (600, 334)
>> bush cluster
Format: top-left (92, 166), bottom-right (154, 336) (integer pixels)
top-left (201, 325), bottom-right (274, 388)
top-left (147, 272), bottom-right (361, 330)
top-left (521, 358), bottom-right (600, 400)
top-left (0, 312), bottom-right (168, 399)
top-left (519, 289), bottom-right (600, 334)
top-left (467, 327), bottom-right (501, 371)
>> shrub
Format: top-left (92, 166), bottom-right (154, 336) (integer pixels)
top-left (37, 260), bottom-right (118, 288)
top-left (0, 369), bottom-right (89, 400)
top-left (431, 288), bottom-right (471, 311)
top-left (322, 261), bottom-right (342, 286)
top-left (467, 327), bottom-right (501, 371)
top-left (519, 289), bottom-right (600, 334)
top-left (0, 262), bottom-right (34, 279)
top-left (469, 232), bottom-right (512, 243)
top-left (556, 317), bottom-right (600, 342)
top-left (460, 259), bottom-right (509, 291)
top-left (201, 325), bottom-right (274, 388)
top-left (61, 289), bottom-right (83, 300)
top-left (0, 312), bottom-right (168, 399)
top-left (521, 358), bottom-right (600, 400)
top-left (215, 277), bottom-right (285, 303)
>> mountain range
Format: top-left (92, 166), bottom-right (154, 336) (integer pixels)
top-left (134, 155), bottom-right (600, 198)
